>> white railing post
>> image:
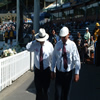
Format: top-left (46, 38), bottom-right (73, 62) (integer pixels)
top-left (0, 60), bottom-right (1, 91)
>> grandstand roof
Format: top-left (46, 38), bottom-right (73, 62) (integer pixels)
top-left (43, 1), bottom-right (61, 11)
top-left (49, 0), bottom-right (99, 13)
top-left (0, 0), bottom-right (45, 13)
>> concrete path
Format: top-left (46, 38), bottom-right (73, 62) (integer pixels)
top-left (0, 64), bottom-right (100, 100)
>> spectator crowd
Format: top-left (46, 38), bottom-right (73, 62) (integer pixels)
top-left (39, 20), bottom-right (98, 64)
top-left (1, 20), bottom-right (100, 65)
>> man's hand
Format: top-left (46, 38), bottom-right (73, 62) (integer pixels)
top-left (51, 72), bottom-right (56, 80)
top-left (74, 74), bottom-right (79, 82)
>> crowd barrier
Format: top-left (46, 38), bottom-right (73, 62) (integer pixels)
top-left (0, 50), bottom-right (34, 91)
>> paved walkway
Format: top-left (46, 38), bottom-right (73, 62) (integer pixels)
top-left (0, 64), bottom-right (100, 100)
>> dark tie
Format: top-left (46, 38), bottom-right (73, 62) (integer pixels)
top-left (63, 43), bottom-right (68, 69)
top-left (40, 45), bottom-right (43, 70)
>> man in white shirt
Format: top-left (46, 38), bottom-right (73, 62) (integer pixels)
top-left (26, 28), bottom-right (54, 100)
top-left (51, 26), bottom-right (81, 100)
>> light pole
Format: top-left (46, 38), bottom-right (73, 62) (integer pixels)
top-left (16, 0), bottom-right (20, 44)
top-left (16, 0), bottom-right (23, 45)
top-left (34, 0), bottom-right (40, 33)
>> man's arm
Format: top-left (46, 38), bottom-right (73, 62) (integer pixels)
top-left (26, 41), bottom-right (35, 52)
top-left (72, 43), bottom-right (81, 82)
top-left (51, 44), bottom-right (57, 79)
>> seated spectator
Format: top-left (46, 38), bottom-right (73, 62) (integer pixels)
top-left (82, 39), bottom-right (89, 63)
top-left (69, 31), bottom-right (74, 41)
top-left (76, 39), bottom-right (83, 62)
top-left (84, 27), bottom-right (91, 45)
top-left (74, 32), bottom-right (83, 45)
top-left (88, 36), bottom-right (94, 58)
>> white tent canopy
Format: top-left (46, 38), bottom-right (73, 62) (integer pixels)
top-left (43, 1), bottom-right (61, 11)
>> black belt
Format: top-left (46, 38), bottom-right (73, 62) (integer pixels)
top-left (35, 67), bottom-right (50, 72)
top-left (56, 68), bottom-right (72, 74)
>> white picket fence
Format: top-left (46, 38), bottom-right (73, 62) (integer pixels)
top-left (0, 50), bottom-right (34, 91)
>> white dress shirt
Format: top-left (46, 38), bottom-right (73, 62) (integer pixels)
top-left (26, 40), bottom-right (54, 70)
top-left (51, 39), bottom-right (81, 74)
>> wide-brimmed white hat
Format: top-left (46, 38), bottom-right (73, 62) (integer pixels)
top-left (59, 26), bottom-right (69, 37)
top-left (35, 28), bottom-right (49, 42)
top-left (86, 27), bottom-right (89, 30)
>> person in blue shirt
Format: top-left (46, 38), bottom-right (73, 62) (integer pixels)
top-left (51, 29), bottom-right (60, 47)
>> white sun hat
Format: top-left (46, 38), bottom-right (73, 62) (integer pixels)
top-left (35, 28), bottom-right (49, 42)
top-left (59, 26), bottom-right (69, 37)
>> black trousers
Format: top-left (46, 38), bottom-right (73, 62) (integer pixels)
top-left (5, 38), bottom-right (8, 43)
top-left (34, 67), bottom-right (51, 100)
top-left (55, 69), bottom-right (72, 100)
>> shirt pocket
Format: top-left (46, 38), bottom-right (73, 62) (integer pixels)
top-left (43, 52), bottom-right (49, 60)
top-left (34, 49), bottom-right (40, 61)
top-left (73, 54), bottom-right (78, 61)
top-left (57, 49), bottom-right (62, 58)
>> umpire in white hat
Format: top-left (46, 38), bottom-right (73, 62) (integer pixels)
top-left (26, 28), bottom-right (54, 100)
top-left (51, 26), bottom-right (81, 100)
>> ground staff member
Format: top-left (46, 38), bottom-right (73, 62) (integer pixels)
top-left (4, 30), bottom-right (9, 44)
top-left (51, 27), bottom-right (81, 100)
top-left (26, 28), bottom-right (54, 100)
top-left (94, 22), bottom-right (100, 66)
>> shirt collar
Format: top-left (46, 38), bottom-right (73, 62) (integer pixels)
top-left (43, 41), bottom-right (46, 46)
top-left (36, 40), bottom-right (46, 46)
top-left (61, 39), bottom-right (69, 45)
